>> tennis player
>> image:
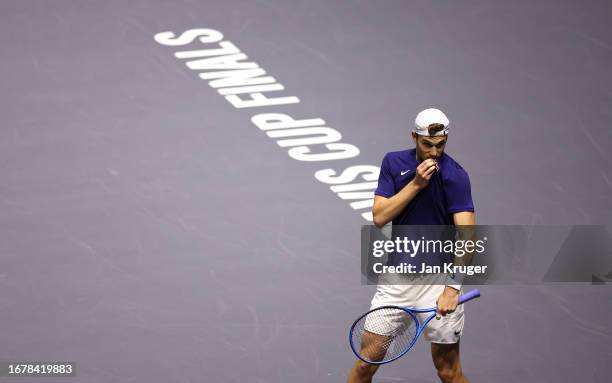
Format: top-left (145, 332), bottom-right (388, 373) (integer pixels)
top-left (347, 108), bottom-right (475, 383)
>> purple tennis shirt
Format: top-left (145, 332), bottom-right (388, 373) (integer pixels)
top-left (375, 148), bottom-right (475, 225)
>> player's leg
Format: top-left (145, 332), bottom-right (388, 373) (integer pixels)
top-left (346, 330), bottom-right (389, 383)
top-left (415, 279), bottom-right (468, 383)
top-left (431, 341), bottom-right (469, 383)
top-left (348, 276), bottom-right (414, 383)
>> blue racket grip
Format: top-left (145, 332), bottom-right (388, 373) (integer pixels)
top-left (458, 289), bottom-right (480, 305)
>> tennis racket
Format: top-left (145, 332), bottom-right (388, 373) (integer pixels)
top-left (349, 288), bottom-right (480, 365)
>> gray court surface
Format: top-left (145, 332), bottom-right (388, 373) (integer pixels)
top-left (1, 1), bottom-right (611, 382)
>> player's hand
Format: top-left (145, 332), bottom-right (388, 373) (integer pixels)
top-left (412, 159), bottom-right (438, 189)
top-left (436, 286), bottom-right (459, 319)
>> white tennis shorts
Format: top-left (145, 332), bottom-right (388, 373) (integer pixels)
top-left (369, 273), bottom-right (465, 344)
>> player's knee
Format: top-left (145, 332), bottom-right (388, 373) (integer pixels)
top-left (436, 367), bottom-right (461, 383)
top-left (354, 360), bottom-right (378, 378)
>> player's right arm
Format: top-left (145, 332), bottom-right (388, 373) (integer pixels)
top-left (372, 158), bottom-right (438, 227)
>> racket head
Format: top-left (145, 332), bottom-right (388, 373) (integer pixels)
top-left (349, 305), bottom-right (421, 365)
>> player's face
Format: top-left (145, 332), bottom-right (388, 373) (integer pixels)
top-left (412, 133), bottom-right (447, 161)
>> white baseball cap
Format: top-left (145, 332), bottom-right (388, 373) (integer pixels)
top-left (414, 108), bottom-right (450, 136)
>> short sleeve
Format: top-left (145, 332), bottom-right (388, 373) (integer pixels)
top-left (444, 168), bottom-right (475, 214)
top-left (375, 154), bottom-right (395, 198)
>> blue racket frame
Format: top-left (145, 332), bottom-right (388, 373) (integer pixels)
top-left (349, 288), bottom-right (481, 365)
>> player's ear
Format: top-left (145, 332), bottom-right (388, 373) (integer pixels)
top-left (411, 131), bottom-right (418, 144)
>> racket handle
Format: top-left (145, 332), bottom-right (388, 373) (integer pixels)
top-left (458, 289), bottom-right (481, 305)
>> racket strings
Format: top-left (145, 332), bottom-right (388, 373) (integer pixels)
top-left (351, 307), bottom-right (418, 363)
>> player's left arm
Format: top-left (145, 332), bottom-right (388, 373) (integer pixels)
top-left (452, 211), bottom-right (475, 226)
top-left (436, 211), bottom-right (476, 317)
